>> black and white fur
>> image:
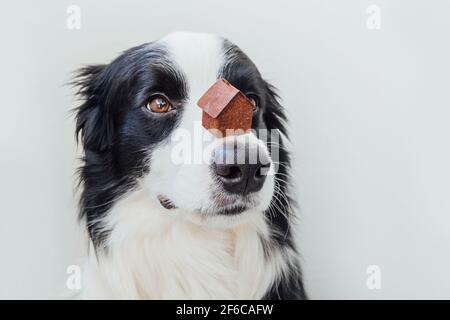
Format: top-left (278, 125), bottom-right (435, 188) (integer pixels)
top-left (74, 32), bottom-right (306, 299)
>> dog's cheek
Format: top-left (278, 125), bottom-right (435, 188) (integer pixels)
top-left (169, 164), bottom-right (212, 211)
top-left (257, 173), bottom-right (275, 212)
top-left (141, 141), bottom-right (213, 211)
top-left (141, 144), bottom-right (178, 196)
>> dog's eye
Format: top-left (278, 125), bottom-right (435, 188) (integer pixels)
top-left (146, 96), bottom-right (172, 113)
top-left (247, 94), bottom-right (259, 113)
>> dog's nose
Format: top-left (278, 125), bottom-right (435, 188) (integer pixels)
top-left (212, 145), bottom-right (270, 195)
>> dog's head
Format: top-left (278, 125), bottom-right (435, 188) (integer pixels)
top-left (75, 32), bottom-right (291, 241)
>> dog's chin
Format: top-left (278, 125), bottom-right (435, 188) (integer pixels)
top-left (186, 207), bottom-right (261, 229)
top-left (210, 204), bottom-right (249, 216)
top-left (157, 193), bottom-right (266, 228)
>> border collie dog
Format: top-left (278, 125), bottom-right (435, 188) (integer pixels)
top-left (74, 32), bottom-right (306, 299)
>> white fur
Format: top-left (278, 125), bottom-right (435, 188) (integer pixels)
top-left (82, 189), bottom-right (292, 299)
top-left (80, 32), bottom-right (291, 299)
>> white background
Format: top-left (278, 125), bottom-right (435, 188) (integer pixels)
top-left (1, 0), bottom-right (449, 299)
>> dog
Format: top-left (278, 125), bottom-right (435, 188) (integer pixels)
top-left (73, 31), bottom-right (306, 299)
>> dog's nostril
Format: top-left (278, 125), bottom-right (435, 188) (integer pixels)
top-left (255, 163), bottom-right (270, 179)
top-left (215, 164), bottom-right (242, 180)
top-left (226, 166), bottom-right (242, 180)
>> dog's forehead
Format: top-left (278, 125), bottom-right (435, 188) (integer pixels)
top-left (159, 32), bottom-right (225, 100)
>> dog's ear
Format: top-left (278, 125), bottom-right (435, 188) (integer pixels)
top-left (73, 64), bottom-right (114, 153)
top-left (262, 81), bottom-right (289, 138)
